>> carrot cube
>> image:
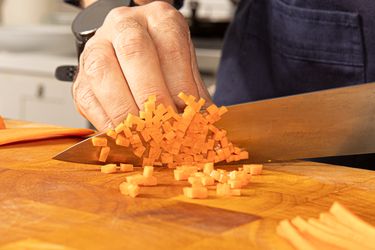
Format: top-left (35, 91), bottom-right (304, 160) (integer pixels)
top-left (228, 179), bottom-right (242, 189)
top-left (216, 183), bottom-right (231, 196)
top-left (140, 129), bottom-right (151, 142)
top-left (218, 173), bottom-right (229, 183)
top-left (207, 104), bottom-right (219, 115)
top-left (143, 176), bottom-right (158, 186)
top-left (210, 170), bottom-right (221, 182)
top-left (123, 126), bottom-right (132, 138)
top-left (115, 122), bottom-right (125, 133)
top-left (116, 133), bottom-right (130, 147)
top-left (183, 187), bottom-right (208, 199)
top-left (133, 145), bottom-right (146, 158)
top-left (188, 176), bottom-right (203, 187)
top-left (128, 184), bottom-right (140, 198)
top-left (203, 162), bottom-right (214, 174)
top-left (106, 130), bottom-right (117, 139)
top-left (239, 151), bottom-right (249, 160)
top-left (161, 153), bottom-right (173, 164)
top-left (101, 164), bottom-right (117, 174)
top-left (99, 146), bottom-right (110, 162)
top-left (230, 189), bottom-right (242, 196)
top-left (164, 131), bottom-right (176, 141)
top-left (174, 169), bottom-right (189, 181)
top-left (143, 166), bottom-right (154, 178)
top-left (120, 163), bottom-right (134, 172)
top-left (92, 137), bottom-right (107, 147)
top-left (126, 174), bottom-right (146, 185)
top-left (201, 176), bottom-right (215, 186)
top-left (218, 106), bottom-right (228, 116)
top-left (243, 164), bottom-right (263, 175)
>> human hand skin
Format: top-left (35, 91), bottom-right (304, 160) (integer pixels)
top-left (73, 1), bottom-right (212, 131)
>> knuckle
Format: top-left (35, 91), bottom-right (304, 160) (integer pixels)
top-left (114, 29), bottom-right (147, 59)
top-left (80, 41), bottom-right (112, 76)
top-left (106, 6), bottom-right (131, 24)
top-left (73, 81), bottom-right (97, 111)
top-left (148, 1), bottom-right (174, 12)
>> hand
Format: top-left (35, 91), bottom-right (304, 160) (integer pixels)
top-left (72, 2), bottom-right (212, 131)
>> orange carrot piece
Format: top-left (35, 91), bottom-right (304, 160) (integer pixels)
top-left (207, 104), bottom-right (219, 115)
top-left (133, 145), bottom-right (146, 158)
top-left (276, 220), bottom-right (316, 250)
top-left (143, 166), bottom-right (154, 178)
top-left (101, 164), bottom-right (117, 174)
top-left (99, 146), bottom-right (110, 162)
top-left (116, 133), bottom-right (130, 147)
top-left (106, 130), bottom-right (117, 139)
top-left (183, 187), bottom-right (208, 199)
top-left (120, 163), bottom-right (134, 172)
top-left (92, 137), bottom-right (107, 147)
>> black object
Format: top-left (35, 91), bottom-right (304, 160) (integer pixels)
top-left (56, 0), bottom-right (184, 82)
top-left (56, 0), bottom-right (134, 81)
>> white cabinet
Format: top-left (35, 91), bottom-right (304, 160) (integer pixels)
top-left (0, 53), bottom-right (89, 128)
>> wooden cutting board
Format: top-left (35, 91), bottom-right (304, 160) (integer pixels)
top-left (0, 120), bottom-right (374, 250)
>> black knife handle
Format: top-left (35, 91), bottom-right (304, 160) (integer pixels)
top-left (55, 65), bottom-right (78, 82)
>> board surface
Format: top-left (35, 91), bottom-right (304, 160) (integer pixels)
top-left (0, 120), bottom-right (374, 250)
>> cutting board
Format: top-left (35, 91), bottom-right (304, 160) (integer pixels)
top-left (0, 120), bottom-right (374, 250)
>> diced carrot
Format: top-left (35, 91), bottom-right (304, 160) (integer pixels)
top-left (243, 164), bottom-right (263, 175)
top-left (116, 133), bottom-right (130, 147)
top-left (133, 145), bottom-right (146, 158)
top-left (101, 164), bottom-right (117, 174)
top-left (92, 137), bottom-right (107, 147)
top-left (201, 176), bottom-right (215, 186)
top-left (99, 146), bottom-right (110, 162)
top-left (115, 122), bottom-right (126, 133)
top-left (230, 189), bottom-right (242, 196)
top-left (207, 104), bottom-right (219, 115)
top-left (143, 176), bottom-right (158, 186)
top-left (123, 126), bottom-right (132, 138)
top-left (216, 183), bottom-right (231, 196)
top-left (106, 130), bottom-right (117, 139)
top-left (228, 179), bottom-right (242, 189)
top-left (143, 166), bottom-right (154, 178)
top-left (239, 151), bottom-right (249, 160)
top-left (203, 162), bottom-right (214, 175)
top-left (218, 106), bottom-right (228, 116)
top-left (120, 163), bottom-right (134, 172)
top-left (126, 174), bottom-right (146, 185)
top-left (183, 187), bottom-right (208, 199)
top-left (188, 176), bottom-right (203, 187)
top-left (127, 184), bottom-right (140, 198)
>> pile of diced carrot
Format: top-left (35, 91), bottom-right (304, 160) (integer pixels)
top-left (277, 202), bottom-right (375, 250)
top-left (91, 92), bottom-right (248, 167)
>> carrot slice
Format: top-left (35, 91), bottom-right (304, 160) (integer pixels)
top-left (277, 219), bottom-right (316, 250)
top-left (92, 137), bottom-right (107, 147)
top-left (0, 116), bottom-right (5, 129)
top-left (329, 202), bottom-right (375, 239)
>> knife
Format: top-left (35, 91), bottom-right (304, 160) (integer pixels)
top-left (53, 82), bottom-right (375, 165)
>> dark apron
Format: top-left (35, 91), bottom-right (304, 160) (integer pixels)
top-left (214, 0), bottom-right (375, 168)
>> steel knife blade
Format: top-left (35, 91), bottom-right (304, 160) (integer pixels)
top-left (53, 82), bottom-right (375, 165)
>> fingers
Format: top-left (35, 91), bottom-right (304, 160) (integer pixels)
top-left (100, 7), bottom-right (176, 111)
top-left (72, 75), bottom-right (114, 131)
top-left (144, 2), bottom-right (199, 109)
top-left (80, 37), bottom-right (139, 127)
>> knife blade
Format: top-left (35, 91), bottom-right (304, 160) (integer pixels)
top-left (53, 82), bottom-right (375, 165)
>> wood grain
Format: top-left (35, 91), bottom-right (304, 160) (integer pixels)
top-left (0, 121), bottom-right (374, 250)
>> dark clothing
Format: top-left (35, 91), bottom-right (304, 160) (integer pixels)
top-left (214, 0), bottom-right (375, 168)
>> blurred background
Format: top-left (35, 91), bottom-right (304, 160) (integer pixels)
top-left (0, 0), bottom-right (237, 128)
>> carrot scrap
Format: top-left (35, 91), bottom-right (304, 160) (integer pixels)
top-left (92, 137), bottom-right (107, 147)
top-left (120, 163), bottom-right (134, 172)
top-left (243, 164), bottom-right (263, 175)
top-left (183, 187), bottom-right (208, 199)
top-left (101, 164), bottom-right (117, 174)
top-left (99, 146), bottom-right (110, 162)
top-left (119, 182), bottom-right (140, 198)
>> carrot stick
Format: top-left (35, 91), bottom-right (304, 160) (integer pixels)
top-left (277, 219), bottom-right (316, 250)
top-left (329, 202), bottom-right (375, 239)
